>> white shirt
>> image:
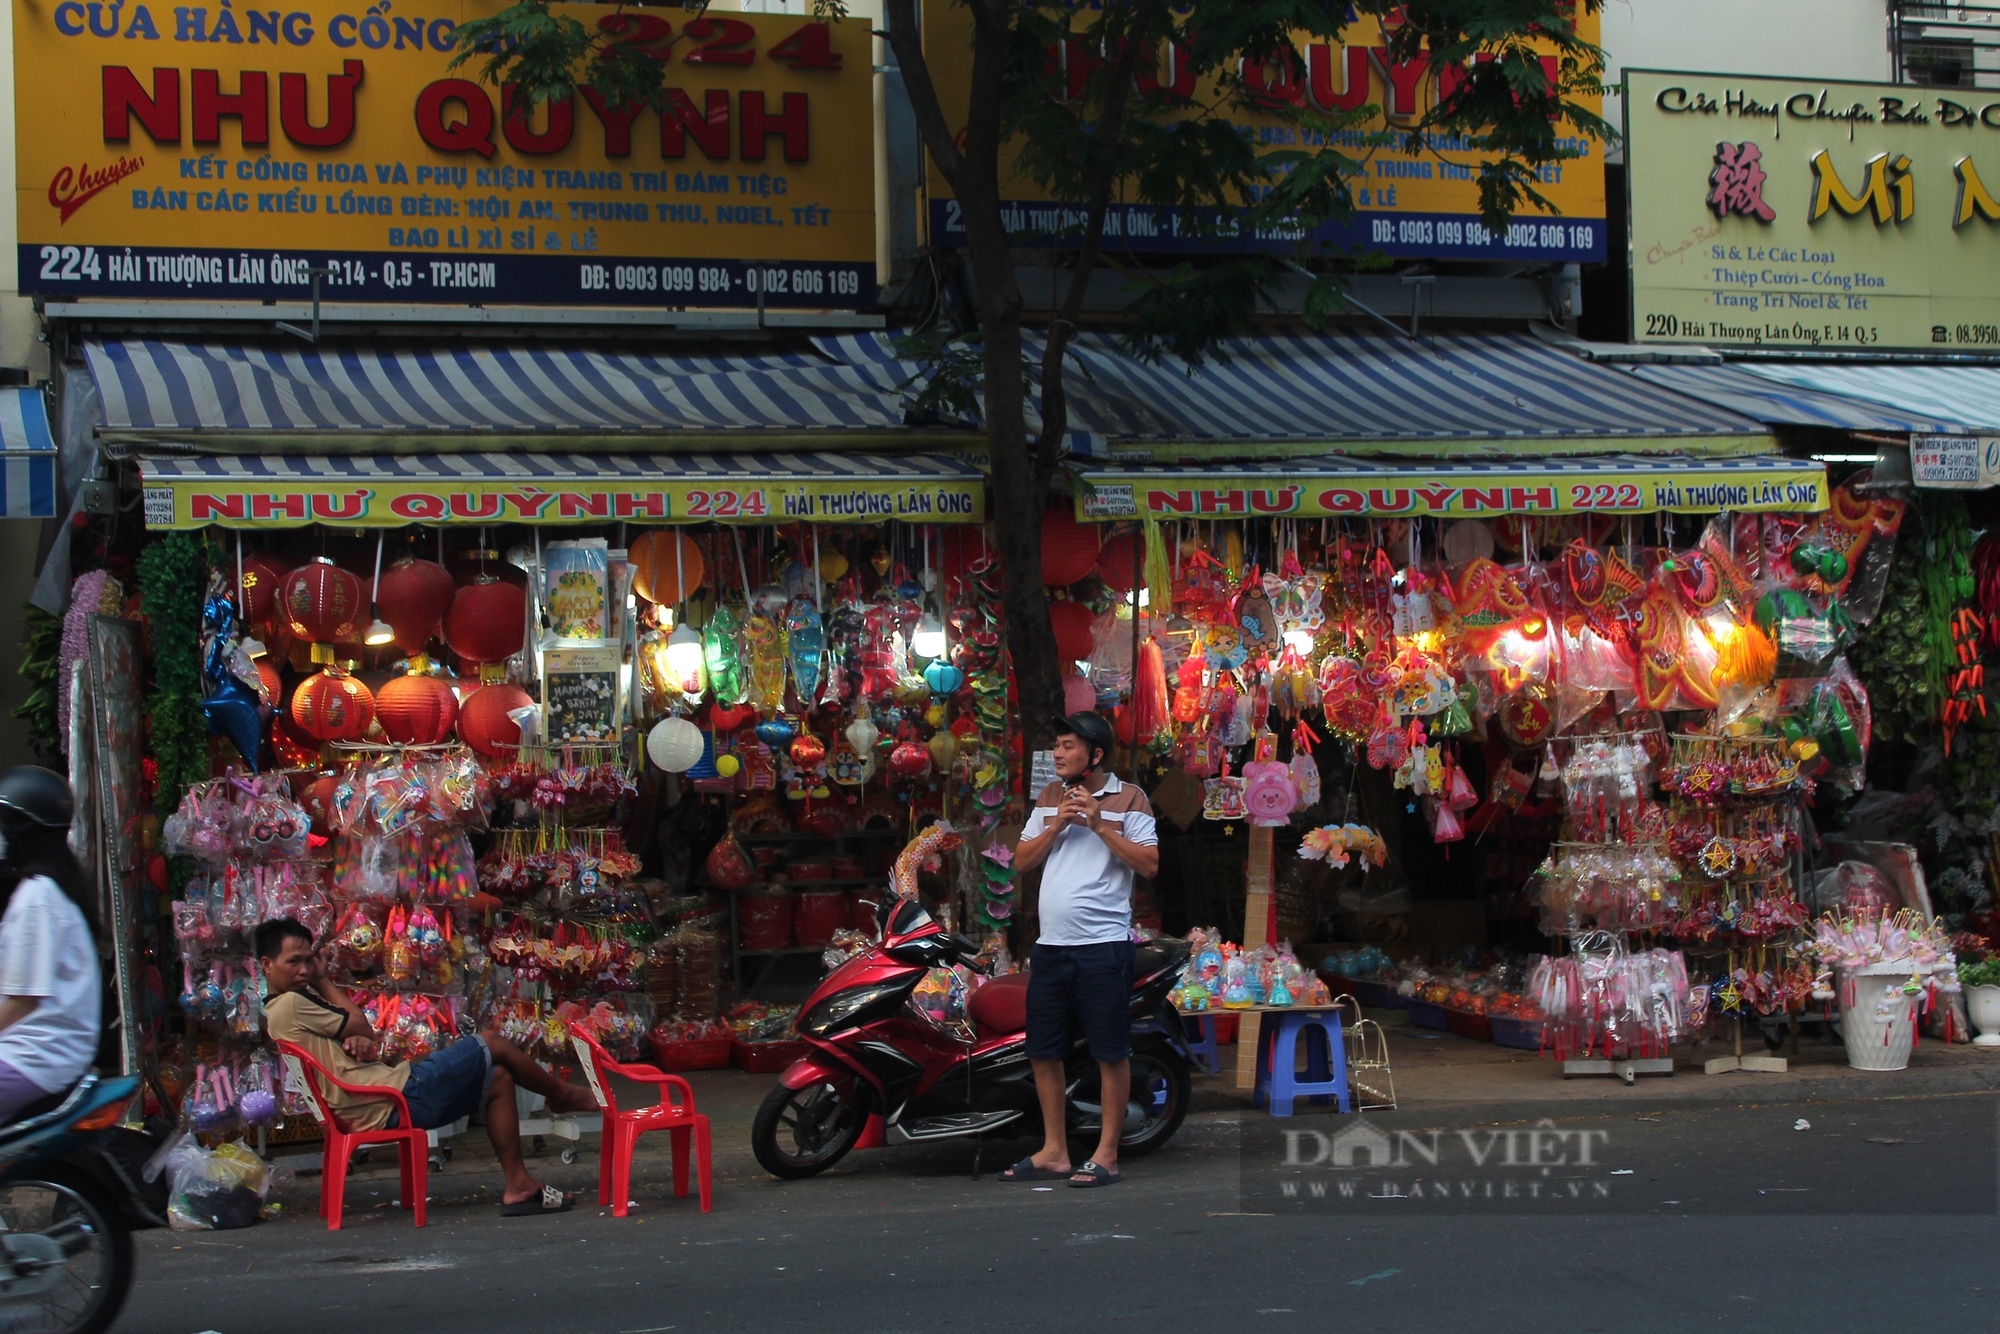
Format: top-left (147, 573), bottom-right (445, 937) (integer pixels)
top-left (0, 878), bottom-right (100, 1093)
top-left (1023, 772), bottom-right (1158, 946)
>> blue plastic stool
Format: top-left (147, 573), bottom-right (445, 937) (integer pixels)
top-left (1181, 1015), bottom-right (1223, 1076)
top-left (1252, 1010), bottom-right (1352, 1116)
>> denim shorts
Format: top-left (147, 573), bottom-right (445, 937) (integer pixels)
top-left (1026, 941), bottom-right (1135, 1063)
top-left (389, 1035), bottom-right (494, 1130)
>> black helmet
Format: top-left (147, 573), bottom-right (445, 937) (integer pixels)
top-left (0, 767), bottom-right (74, 833)
top-left (1050, 712), bottom-right (1116, 769)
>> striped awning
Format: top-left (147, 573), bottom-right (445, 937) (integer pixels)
top-left (1072, 453), bottom-right (1827, 521)
top-left (0, 388), bottom-right (57, 519)
top-left (817, 329), bottom-right (1772, 459)
top-left (1626, 362), bottom-right (1985, 434)
top-left (138, 452), bottom-right (984, 529)
top-left (87, 339), bottom-right (919, 442)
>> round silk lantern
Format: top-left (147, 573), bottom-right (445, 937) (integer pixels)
top-left (1095, 533), bottom-right (1144, 594)
top-left (922, 660), bottom-right (964, 696)
top-left (458, 681), bottom-right (533, 757)
top-left (791, 733), bottom-right (827, 768)
top-left (282, 559), bottom-right (367, 661)
top-left (927, 728), bottom-right (959, 770)
top-left (1062, 672), bottom-right (1096, 715)
top-left (1041, 508), bottom-right (1099, 587)
top-left (1049, 600), bottom-right (1096, 664)
top-left (889, 735), bottom-right (932, 778)
top-left (629, 530), bottom-right (707, 605)
top-left (377, 672), bottom-right (460, 745)
top-left (646, 716), bottom-right (705, 772)
top-left (376, 557), bottom-right (456, 656)
top-left (290, 668), bottom-right (376, 743)
top-left (444, 578), bottom-right (527, 674)
top-left (239, 552), bottom-right (288, 626)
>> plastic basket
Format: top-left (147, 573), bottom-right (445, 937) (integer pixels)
top-left (1839, 967), bottom-right (1920, 1071)
top-left (649, 1034), bottom-right (732, 1072)
top-left (1445, 1008), bottom-right (1494, 1043)
top-left (1489, 1015), bottom-right (1545, 1050)
top-left (1405, 998), bottom-right (1448, 1030)
top-left (731, 1038), bottom-right (808, 1074)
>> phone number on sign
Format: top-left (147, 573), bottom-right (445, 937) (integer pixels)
top-left (579, 263), bottom-right (864, 296)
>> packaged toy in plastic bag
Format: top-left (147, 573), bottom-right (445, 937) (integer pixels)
top-left (165, 1139), bottom-right (277, 1231)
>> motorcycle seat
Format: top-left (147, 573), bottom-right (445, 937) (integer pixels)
top-left (968, 973), bottom-right (1030, 1039)
top-left (1133, 946), bottom-right (1172, 979)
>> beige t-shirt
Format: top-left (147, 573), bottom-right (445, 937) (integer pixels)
top-left (266, 989), bottom-right (410, 1132)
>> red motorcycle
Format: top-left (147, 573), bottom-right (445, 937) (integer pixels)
top-left (751, 896), bottom-right (1193, 1178)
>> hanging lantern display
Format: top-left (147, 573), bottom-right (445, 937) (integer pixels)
top-left (444, 578), bottom-right (527, 677)
top-left (238, 552), bottom-right (288, 626)
top-left (889, 729), bottom-right (932, 778)
top-left (254, 658), bottom-right (282, 708)
top-left (790, 732), bottom-right (827, 769)
top-left (1050, 600), bottom-right (1096, 663)
top-left (922, 660), bottom-right (964, 696)
top-left (376, 557), bottom-right (456, 656)
top-left (629, 530), bottom-right (707, 604)
top-left (376, 671), bottom-right (459, 745)
top-left (646, 715), bottom-right (705, 773)
top-left (281, 558), bottom-right (367, 663)
top-left (457, 681), bottom-right (533, 757)
top-left (1041, 508), bottom-right (1099, 587)
top-left (1095, 533), bottom-right (1144, 594)
top-left (290, 667), bottom-right (376, 743)
top-left (845, 703), bottom-right (880, 757)
top-left (927, 727), bottom-right (959, 771)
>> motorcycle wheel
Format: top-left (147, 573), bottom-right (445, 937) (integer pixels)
top-left (0, 1166), bottom-right (135, 1334)
top-left (752, 1079), bottom-right (865, 1179)
top-left (1068, 1042), bottom-right (1191, 1158)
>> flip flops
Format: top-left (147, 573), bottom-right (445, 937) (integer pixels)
top-left (1068, 1161), bottom-right (1122, 1188)
top-left (501, 1185), bottom-right (576, 1216)
top-left (998, 1156), bottom-right (1072, 1182)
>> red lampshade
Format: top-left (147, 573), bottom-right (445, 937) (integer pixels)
top-left (1049, 599), bottom-right (1096, 663)
top-left (376, 557), bottom-right (456, 656)
top-left (444, 578), bottom-right (528, 667)
top-left (377, 672), bottom-right (460, 745)
top-left (1040, 508), bottom-right (1099, 587)
top-left (1095, 533), bottom-right (1144, 594)
top-left (281, 558), bottom-right (367, 650)
top-left (458, 682), bottom-right (533, 757)
top-left (290, 668), bottom-right (376, 742)
top-left (239, 552), bottom-right (288, 626)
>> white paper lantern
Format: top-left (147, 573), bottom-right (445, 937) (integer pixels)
top-left (844, 704), bottom-right (880, 757)
top-left (647, 716), bottom-right (705, 773)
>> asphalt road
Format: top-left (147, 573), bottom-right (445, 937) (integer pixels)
top-left (121, 1092), bottom-right (1997, 1334)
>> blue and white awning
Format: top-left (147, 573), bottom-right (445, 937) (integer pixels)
top-left (816, 329), bottom-right (1771, 458)
top-left (87, 339), bottom-right (914, 436)
top-left (0, 388), bottom-right (57, 519)
top-left (1626, 362), bottom-right (1995, 434)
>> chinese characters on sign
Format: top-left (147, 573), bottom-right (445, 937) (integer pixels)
top-left (1707, 143), bottom-right (1774, 221)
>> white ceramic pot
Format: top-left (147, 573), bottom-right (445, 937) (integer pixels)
top-left (1966, 984), bottom-right (2000, 1048)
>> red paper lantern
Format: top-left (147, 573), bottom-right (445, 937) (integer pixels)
top-left (377, 672), bottom-right (461, 745)
top-left (272, 713), bottom-right (320, 768)
top-left (238, 552), bottom-right (288, 626)
top-left (458, 682), bottom-right (533, 757)
top-left (1041, 508), bottom-right (1099, 587)
top-left (1049, 599), bottom-right (1096, 663)
top-left (889, 737), bottom-right (932, 779)
top-left (290, 668), bottom-right (376, 742)
top-left (1095, 533), bottom-right (1144, 594)
top-left (254, 658), bottom-right (282, 707)
top-left (376, 557), bottom-right (456, 656)
top-left (281, 559), bottom-right (367, 653)
top-left (444, 579), bottom-right (527, 669)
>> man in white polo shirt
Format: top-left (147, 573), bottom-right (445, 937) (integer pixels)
top-left (1000, 711), bottom-right (1159, 1188)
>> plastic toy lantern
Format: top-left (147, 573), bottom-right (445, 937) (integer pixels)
top-left (790, 733), bottom-right (827, 769)
top-left (280, 558), bottom-right (366, 664)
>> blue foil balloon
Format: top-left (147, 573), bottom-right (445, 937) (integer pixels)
top-left (199, 594), bottom-right (262, 770)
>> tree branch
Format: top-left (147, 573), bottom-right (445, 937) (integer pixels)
top-left (882, 0), bottom-right (964, 193)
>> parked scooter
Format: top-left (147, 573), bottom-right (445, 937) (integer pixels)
top-left (752, 896), bottom-right (1191, 1178)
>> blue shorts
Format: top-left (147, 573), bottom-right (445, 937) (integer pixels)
top-left (1026, 941), bottom-right (1135, 1063)
top-left (389, 1036), bottom-right (494, 1130)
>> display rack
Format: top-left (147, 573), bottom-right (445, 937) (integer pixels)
top-left (727, 827), bottom-right (903, 990)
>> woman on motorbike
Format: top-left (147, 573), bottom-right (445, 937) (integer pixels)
top-left (0, 767), bottom-right (100, 1121)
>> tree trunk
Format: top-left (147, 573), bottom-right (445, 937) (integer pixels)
top-left (885, 0), bottom-right (1063, 755)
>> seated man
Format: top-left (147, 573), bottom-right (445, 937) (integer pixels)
top-left (256, 917), bottom-right (599, 1217)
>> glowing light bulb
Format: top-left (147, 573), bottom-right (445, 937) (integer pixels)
top-left (362, 618), bottom-right (395, 647)
top-left (665, 621), bottom-right (705, 691)
top-left (910, 609), bottom-right (946, 661)
top-left (1282, 628), bottom-right (1316, 656)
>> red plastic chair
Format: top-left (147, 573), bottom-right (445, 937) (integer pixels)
top-left (275, 1040), bottom-right (428, 1230)
top-left (567, 1026), bottom-right (712, 1216)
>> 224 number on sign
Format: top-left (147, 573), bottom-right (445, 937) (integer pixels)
top-left (683, 489), bottom-right (768, 519)
top-left (38, 245), bottom-right (101, 280)
top-left (1568, 483), bottom-right (1641, 509)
